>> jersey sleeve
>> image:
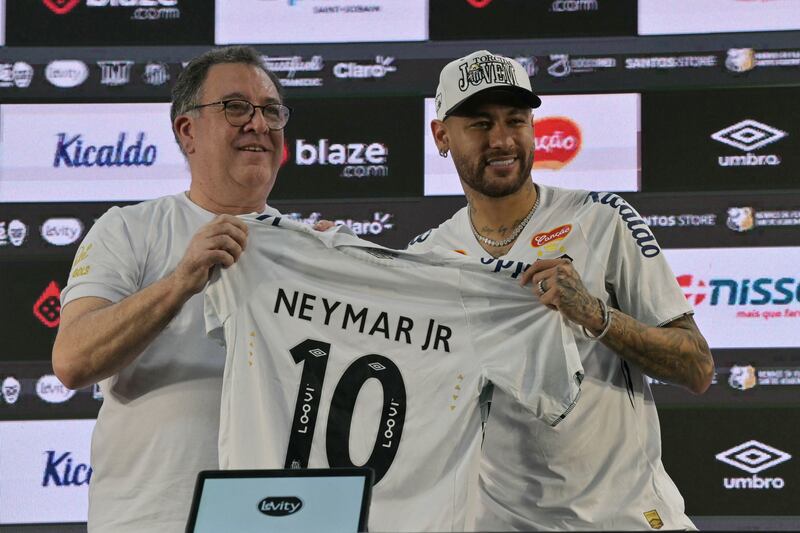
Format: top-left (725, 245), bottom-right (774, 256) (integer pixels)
top-left (60, 206), bottom-right (142, 307)
top-left (583, 192), bottom-right (692, 326)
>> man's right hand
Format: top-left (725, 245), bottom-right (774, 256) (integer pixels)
top-left (172, 214), bottom-right (249, 296)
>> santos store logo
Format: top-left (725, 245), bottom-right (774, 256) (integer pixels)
top-left (711, 119), bottom-right (787, 167)
top-left (716, 440), bottom-right (791, 490)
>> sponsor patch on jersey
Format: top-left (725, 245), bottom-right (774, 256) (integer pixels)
top-left (531, 224), bottom-right (572, 248)
top-left (643, 509), bottom-right (664, 529)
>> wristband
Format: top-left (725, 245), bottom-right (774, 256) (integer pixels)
top-left (582, 298), bottom-right (613, 341)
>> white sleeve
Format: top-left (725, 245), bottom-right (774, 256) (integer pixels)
top-left (585, 194), bottom-right (692, 326)
top-left (60, 207), bottom-right (142, 307)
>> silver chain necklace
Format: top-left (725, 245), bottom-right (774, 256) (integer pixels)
top-left (469, 189), bottom-right (540, 248)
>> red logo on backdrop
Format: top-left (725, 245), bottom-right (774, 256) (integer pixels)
top-left (677, 274), bottom-right (707, 306)
top-left (34, 281), bottom-right (62, 328)
top-left (43, 0), bottom-right (81, 15)
top-left (533, 117), bottom-right (582, 170)
top-left (281, 143), bottom-right (290, 167)
top-left (465, 0), bottom-right (494, 7)
top-left (531, 224), bottom-right (572, 248)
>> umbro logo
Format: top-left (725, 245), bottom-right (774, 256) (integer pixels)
top-left (711, 120), bottom-right (787, 152)
top-left (716, 440), bottom-right (791, 474)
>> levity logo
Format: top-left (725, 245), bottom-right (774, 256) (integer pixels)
top-left (716, 440), bottom-right (791, 490)
top-left (584, 192), bottom-right (660, 258)
top-left (294, 139), bottom-right (388, 178)
top-left (41, 218), bottom-right (84, 246)
top-left (258, 496), bottom-right (303, 516)
top-left (46, 60), bottom-right (89, 88)
top-left (711, 119), bottom-right (787, 167)
top-left (53, 132), bottom-right (157, 168)
top-left (36, 375), bottom-right (76, 404)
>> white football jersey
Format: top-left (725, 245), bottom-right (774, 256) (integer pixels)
top-left (204, 214), bottom-right (584, 533)
top-left (408, 184), bottom-right (696, 531)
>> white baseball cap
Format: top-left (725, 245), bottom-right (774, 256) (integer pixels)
top-left (435, 50), bottom-right (541, 121)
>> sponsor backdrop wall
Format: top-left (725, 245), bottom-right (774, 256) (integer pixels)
top-left (1, 0), bottom-right (799, 530)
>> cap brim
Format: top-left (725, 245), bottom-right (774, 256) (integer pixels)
top-left (445, 86), bottom-right (541, 119)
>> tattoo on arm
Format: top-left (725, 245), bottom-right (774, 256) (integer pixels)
top-left (600, 312), bottom-right (714, 394)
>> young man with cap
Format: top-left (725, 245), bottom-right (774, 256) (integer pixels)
top-left (407, 50), bottom-right (714, 531)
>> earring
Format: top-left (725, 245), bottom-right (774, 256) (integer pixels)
top-left (439, 149), bottom-right (448, 158)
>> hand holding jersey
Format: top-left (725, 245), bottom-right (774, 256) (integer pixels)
top-left (172, 214), bottom-right (249, 295)
top-left (522, 257), bottom-right (608, 333)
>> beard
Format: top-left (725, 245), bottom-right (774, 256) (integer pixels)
top-left (451, 146), bottom-right (534, 198)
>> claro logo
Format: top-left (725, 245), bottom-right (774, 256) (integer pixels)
top-left (258, 496), bottom-right (303, 516)
top-left (294, 139), bottom-right (388, 178)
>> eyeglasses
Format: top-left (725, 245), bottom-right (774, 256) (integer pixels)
top-left (188, 99), bottom-right (291, 130)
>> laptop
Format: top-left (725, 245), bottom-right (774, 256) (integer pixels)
top-left (185, 468), bottom-right (373, 533)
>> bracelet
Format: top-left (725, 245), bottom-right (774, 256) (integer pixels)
top-left (582, 298), bottom-right (613, 341)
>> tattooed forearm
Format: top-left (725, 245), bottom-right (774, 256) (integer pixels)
top-left (596, 312), bottom-right (714, 394)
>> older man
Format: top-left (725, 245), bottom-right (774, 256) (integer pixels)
top-left (52, 46), bottom-right (288, 532)
top-left (408, 50), bottom-right (715, 531)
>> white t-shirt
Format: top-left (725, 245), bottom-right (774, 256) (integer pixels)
top-left (407, 184), bottom-right (696, 531)
top-left (60, 192), bottom-right (280, 533)
top-left (204, 214), bottom-right (584, 533)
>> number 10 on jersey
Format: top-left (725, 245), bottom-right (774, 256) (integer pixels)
top-left (285, 339), bottom-right (407, 484)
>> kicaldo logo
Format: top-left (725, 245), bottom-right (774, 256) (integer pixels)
top-left (534, 117), bottom-right (582, 170)
top-left (294, 139), bottom-right (389, 178)
top-left (677, 275), bottom-right (800, 312)
top-left (465, 0), bottom-right (493, 7)
top-left (716, 440), bottom-right (791, 490)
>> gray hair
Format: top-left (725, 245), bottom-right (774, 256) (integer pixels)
top-left (170, 45), bottom-right (284, 152)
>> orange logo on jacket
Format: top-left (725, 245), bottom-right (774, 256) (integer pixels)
top-left (531, 224), bottom-right (572, 248)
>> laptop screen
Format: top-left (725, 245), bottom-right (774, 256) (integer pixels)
top-left (186, 468), bottom-right (373, 533)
